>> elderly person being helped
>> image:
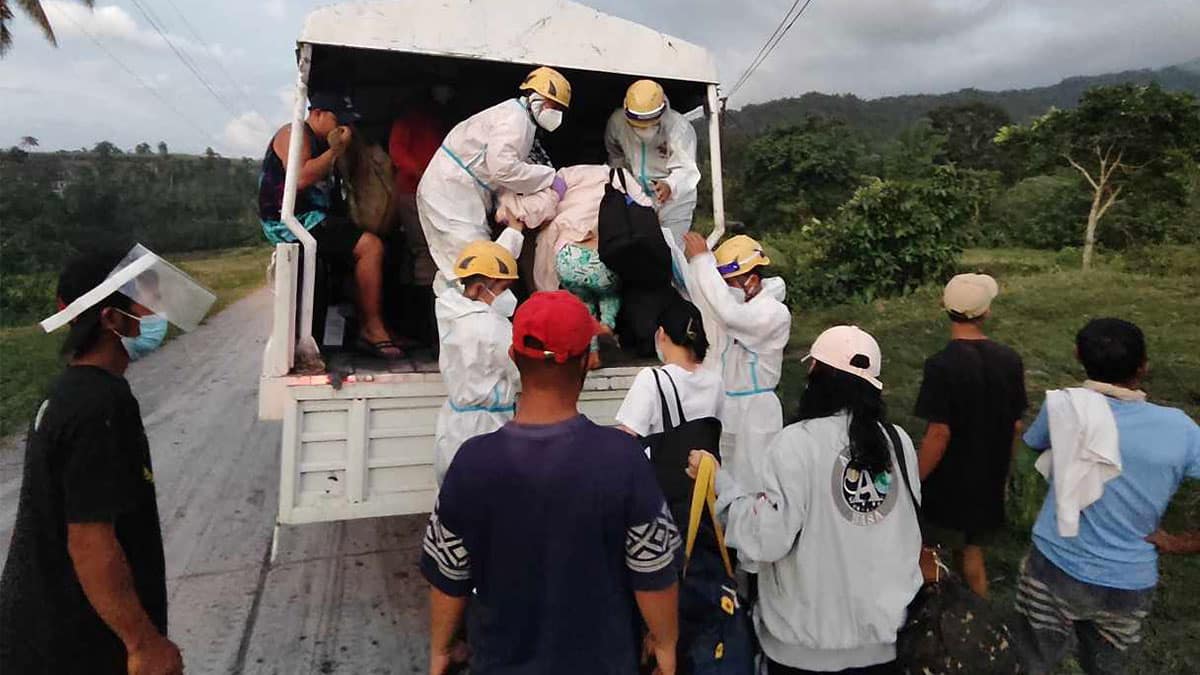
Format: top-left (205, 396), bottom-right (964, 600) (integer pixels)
top-left (689, 326), bottom-right (922, 675)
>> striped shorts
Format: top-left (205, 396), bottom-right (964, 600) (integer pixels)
top-left (1013, 547), bottom-right (1153, 675)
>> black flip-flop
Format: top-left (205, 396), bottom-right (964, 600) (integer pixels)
top-left (355, 338), bottom-right (405, 361)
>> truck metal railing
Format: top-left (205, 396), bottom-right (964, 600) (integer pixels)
top-left (279, 43), bottom-right (325, 373)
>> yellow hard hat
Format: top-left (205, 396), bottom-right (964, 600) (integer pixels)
top-left (714, 235), bottom-right (771, 279)
top-left (520, 66), bottom-right (572, 108)
top-left (454, 241), bottom-right (520, 281)
top-left (624, 80), bottom-right (666, 128)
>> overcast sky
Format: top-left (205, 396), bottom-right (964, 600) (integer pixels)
top-left (2, 0), bottom-right (1197, 157)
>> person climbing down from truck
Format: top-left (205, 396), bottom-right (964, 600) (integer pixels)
top-left (432, 241), bottom-right (522, 486)
top-left (417, 66), bottom-right (573, 296)
top-left (683, 232), bottom-right (790, 489)
top-left (258, 92), bottom-right (402, 361)
top-left (498, 164), bottom-right (660, 368)
top-left (606, 79), bottom-right (701, 251)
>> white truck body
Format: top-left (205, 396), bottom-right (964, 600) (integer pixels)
top-left (258, 0), bottom-right (725, 539)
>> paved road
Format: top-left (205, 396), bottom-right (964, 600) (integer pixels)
top-left (0, 289), bottom-right (430, 674)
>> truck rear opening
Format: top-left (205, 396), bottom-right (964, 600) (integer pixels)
top-left (258, 0), bottom-right (724, 550)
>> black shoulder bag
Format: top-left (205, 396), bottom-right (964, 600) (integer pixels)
top-left (884, 425), bottom-right (1021, 675)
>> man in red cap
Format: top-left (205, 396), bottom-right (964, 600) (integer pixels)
top-left (421, 291), bottom-right (682, 674)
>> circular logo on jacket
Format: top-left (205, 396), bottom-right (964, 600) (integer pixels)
top-left (831, 447), bottom-right (897, 526)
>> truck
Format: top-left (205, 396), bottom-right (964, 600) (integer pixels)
top-left (258, 0), bottom-right (727, 558)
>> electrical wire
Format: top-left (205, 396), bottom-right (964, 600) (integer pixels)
top-left (127, 0), bottom-right (241, 118)
top-left (728, 0), bottom-right (802, 97)
top-left (728, 0), bottom-right (816, 100)
top-left (159, 0), bottom-right (263, 117)
top-left (50, 4), bottom-right (218, 143)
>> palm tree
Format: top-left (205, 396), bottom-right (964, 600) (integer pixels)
top-left (1, 0), bottom-right (95, 57)
top-left (19, 135), bottom-right (39, 148)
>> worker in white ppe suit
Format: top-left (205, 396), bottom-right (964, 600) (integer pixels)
top-left (418, 66), bottom-right (572, 295)
top-left (682, 232), bottom-right (791, 488)
top-left (605, 80), bottom-right (701, 249)
top-left (433, 241), bottom-right (522, 486)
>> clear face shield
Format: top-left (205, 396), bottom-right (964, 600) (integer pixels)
top-left (41, 244), bottom-right (217, 335)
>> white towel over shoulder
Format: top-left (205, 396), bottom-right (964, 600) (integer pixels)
top-left (1037, 388), bottom-right (1122, 537)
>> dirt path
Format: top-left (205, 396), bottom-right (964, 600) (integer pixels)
top-left (0, 288), bottom-right (429, 673)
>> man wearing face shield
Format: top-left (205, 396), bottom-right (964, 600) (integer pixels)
top-left (417, 66), bottom-right (573, 296)
top-left (1, 247), bottom-right (214, 675)
top-left (432, 241), bottom-right (523, 486)
top-left (683, 232), bottom-right (791, 488)
top-left (605, 80), bottom-right (701, 250)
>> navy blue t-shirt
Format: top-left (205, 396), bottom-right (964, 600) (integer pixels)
top-left (421, 415), bottom-right (681, 674)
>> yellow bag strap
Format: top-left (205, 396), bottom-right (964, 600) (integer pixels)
top-left (683, 453), bottom-right (735, 579)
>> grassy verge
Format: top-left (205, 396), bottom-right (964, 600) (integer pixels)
top-left (0, 246), bottom-right (271, 438)
top-left (778, 248), bottom-right (1199, 674)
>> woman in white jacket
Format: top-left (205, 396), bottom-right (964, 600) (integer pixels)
top-left (690, 326), bottom-right (922, 675)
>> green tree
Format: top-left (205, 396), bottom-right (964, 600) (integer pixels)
top-left (135, 142), bottom-right (152, 155)
top-left (19, 135), bottom-right (38, 148)
top-left (738, 117), bottom-right (865, 230)
top-left (878, 121), bottom-right (946, 180)
top-left (928, 102), bottom-right (1012, 171)
top-left (157, 141), bottom-right (169, 156)
top-left (92, 140), bottom-right (121, 158)
top-left (1, 0), bottom-right (94, 56)
top-left (792, 166), bottom-right (974, 305)
top-left (997, 83), bottom-right (1200, 268)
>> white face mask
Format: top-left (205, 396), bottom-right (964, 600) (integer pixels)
top-left (727, 285), bottom-right (746, 304)
top-left (536, 108), bottom-right (563, 132)
top-left (633, 125), bottom-right (659, 142)
top-left (486, 287), bottom-right (518, 318)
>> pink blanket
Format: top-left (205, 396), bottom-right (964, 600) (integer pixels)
top-left (497, 165), bottom-right (650, 291)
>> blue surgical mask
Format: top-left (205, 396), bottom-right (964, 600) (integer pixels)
top-left (655, 341), bottom-right (666, 363)
top-left (122, 315), bottom-right (168, 361)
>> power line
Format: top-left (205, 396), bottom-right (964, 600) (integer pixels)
top-left (728, 0), bottom-right (816, 100)
top-left (159, 0), bottom-right (263, 117)
top-left (127, 0), bottom-right (241, 119)
top-left (51, 5), bottom-right (218, 143)
top-left (728, 0), bottom-right (802, 97)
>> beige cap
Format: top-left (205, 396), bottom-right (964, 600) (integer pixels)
top-left (803, 325), bottom-right (883, 390)
top-left (943, 273), bottom-right (999, 319)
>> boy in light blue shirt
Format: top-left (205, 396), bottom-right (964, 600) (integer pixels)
top-left (1015, 318), bottom-right (1200, 675)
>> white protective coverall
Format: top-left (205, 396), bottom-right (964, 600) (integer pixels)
top-left (687, 251), bottom-right (791, 488)
top-left (418, 97), bottom-right (555, 293)
top-left (432, 287), bottom-right (520, 486)
top-left (604, 107), bottom-right (700, 248)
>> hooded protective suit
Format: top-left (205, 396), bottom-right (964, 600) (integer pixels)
top-left (433, 287), bottom-right (520, 486)
top-left (604, 107), bottom-right (700, 248)
top-left (418, 97), bottom-right (555, 292)
top-left (687, 251), bottom-right (791, 487)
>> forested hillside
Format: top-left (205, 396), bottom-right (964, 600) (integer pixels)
top-left (722, 59), bottom-right (1200, 145)
top-left (0, 144), bottom-right (259, 276)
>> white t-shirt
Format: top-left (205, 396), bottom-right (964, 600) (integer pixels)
top-left (615, 364), bottom-right (724, 437)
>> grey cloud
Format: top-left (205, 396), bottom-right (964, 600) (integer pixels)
top-left (2, 0), bottom-right (1198, 155)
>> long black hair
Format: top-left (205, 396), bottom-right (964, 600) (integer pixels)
top-left (794, 360), bottom-right (891, 474)
top-left (658, 300), bottom-right (709, 361)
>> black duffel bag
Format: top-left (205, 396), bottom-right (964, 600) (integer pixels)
top-left (598, 168), bottom-right (671, 288)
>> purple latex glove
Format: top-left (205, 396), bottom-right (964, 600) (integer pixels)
top-left (551, 175), bottom-right (568, 200)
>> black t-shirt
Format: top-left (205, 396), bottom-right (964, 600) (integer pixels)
top-left (914, 339), bottom-right (1027, 532)
top-left (0, 366), bottom-right (166, 674)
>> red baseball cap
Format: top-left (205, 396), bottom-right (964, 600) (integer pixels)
top-left (512, 291), bottom-right (600, 363)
